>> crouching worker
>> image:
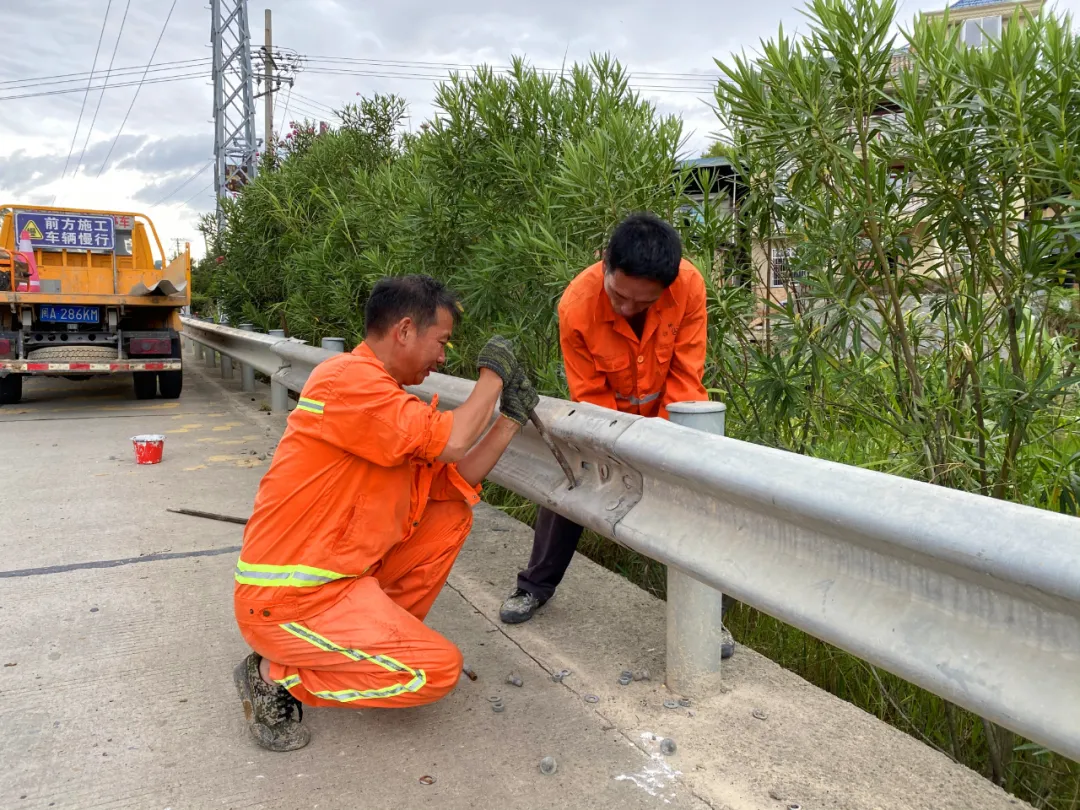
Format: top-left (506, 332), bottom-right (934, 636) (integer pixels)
top-left (232, 274), bottom-right (537, 752)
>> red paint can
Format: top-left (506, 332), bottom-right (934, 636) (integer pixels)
top-left (131, 434), bottom-right (165, 464)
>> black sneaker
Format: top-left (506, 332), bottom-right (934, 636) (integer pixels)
top-left (720, 625), bottom-right (735, 660)
top-left (233, 652), bottom-right (311, 752)
top-left (499, 588), bottom-right (546, 624)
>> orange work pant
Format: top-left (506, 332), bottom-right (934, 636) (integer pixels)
top-left (238, 500), bottom-right (473, 709)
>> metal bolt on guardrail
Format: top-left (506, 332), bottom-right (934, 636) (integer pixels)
top-left (177, 315), bottom-right (1080, 761)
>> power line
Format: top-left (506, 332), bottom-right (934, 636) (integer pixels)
top-left (151, 160), bottom-right (214, 207)
top-left (59, 0), bottom-right (114, 186)
top-left (0, 71), bottom-right (208, 102)
top-left (180, 180), bottom-right (215, 209)
top-left (300, 54), bottom-right (723, 82)
top-left (278, 83), bottom-right (293, 130)
top-left (290, 90), bottom-right (335, 114)
top-left (73, 0), bottom-right (132, 181)
top-left (300, 67), bottom-right (714, 95)
top-left (95, 0), bottom-right (179, 177)
top-left (0, 58), bottom-right (212, 91)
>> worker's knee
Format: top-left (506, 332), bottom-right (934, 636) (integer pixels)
top-left (418, 640), bottom-right (464, 703)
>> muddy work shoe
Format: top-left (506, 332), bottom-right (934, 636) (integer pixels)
top-left (720, 625), bottom-right (735, 660)
top-left (233, 653), bottom-right (310, 752)
top-left (499, 588), bottom-right (546, 624)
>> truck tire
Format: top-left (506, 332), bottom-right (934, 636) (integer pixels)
top-left (0, 374), bottom-right (22, 405)
top-left (158, 370), bottom-right (182, 399)
top-left (26, 345), bottom-right (119, 362)
top-left (133, 372), bottom-right (158, 400)
top-left (157, 337), bottom-right (183, 399)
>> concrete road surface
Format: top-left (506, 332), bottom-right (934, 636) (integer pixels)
top-left (0, 367), bottom-right (1031, 810)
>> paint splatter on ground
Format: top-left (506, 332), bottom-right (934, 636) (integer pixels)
top-left (614, 732), bottom-right (682, 804)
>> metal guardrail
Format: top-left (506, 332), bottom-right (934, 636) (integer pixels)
top-left (180, 316), bottom-right (1080, 761)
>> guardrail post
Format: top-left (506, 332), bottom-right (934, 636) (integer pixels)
top-left (321, 337), bottom-right (346, 353)
top-left (239, 324), bottom-right (256, 392)
top-left (219, 316), bottom-right (234, 380)
top-left (665, 400), bottom-right (729, 697)
top-left (270, 377), bottom-right (290, 413)
top-left (267, 330), bottom-right (290, 412)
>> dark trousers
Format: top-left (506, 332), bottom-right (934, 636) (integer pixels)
top-left (516, 507), bottom-right (584, 602)
top-left (518, 506), bottom-right (736, 619)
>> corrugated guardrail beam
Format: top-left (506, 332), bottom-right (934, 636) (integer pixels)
top-left (180, 316), bottom-right (1080, 761)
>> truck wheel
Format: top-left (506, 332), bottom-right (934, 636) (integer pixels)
top-left (133, 371), bottom-right (158, 400)
top-left (158, 370), bottom-right (183, 399)
top-left (157, 336), bottom-right (183, 399)
top-left (0, 374), bottom-right (22, 405)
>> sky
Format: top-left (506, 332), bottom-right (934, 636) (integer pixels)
top-left (2, 0), bottom-right (1077, 260)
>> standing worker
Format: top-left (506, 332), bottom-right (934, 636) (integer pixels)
top-left (498, 213), bottom-right (735, 658)
top-left (233, 275), bottom-right (537, 752)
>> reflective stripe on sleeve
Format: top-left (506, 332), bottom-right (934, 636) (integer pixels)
top-left (296, 397), bottom-right (325, 414)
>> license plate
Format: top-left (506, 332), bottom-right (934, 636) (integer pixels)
top-left (39, 305), bottom-right (100, 324)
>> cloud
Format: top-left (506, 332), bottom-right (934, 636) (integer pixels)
top-left (2, 0), bottom-right (1078, 254)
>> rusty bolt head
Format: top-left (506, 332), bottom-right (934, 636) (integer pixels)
top-left (419, 775), bottom-right (436, 785)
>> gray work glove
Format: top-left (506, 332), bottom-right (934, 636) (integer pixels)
top-left (500, 368), bottom-right (540, 427)
top-left (477, 336), bottom-right (522, 387)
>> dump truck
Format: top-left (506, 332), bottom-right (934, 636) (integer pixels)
top-left (0, 204), bottom-right (190, 405)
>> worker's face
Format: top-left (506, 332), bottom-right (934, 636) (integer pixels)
top-left (603, 269), bottom-right (666, 319)
top-left (400, 307), bottom-right (454, 385)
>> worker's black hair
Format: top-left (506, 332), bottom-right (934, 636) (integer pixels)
top-left (364, 274), bottom-right (462, 338)
top-left (603, 212), bottom-right (683, 288)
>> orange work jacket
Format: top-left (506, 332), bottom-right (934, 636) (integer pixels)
top-left (233, 343), bottom-right (479, 621)
top-left (557, 259), bottom-right (708, 419)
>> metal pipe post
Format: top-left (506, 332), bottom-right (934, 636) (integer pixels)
top-left (239, 324), bottom-right (256, 392)
top-left (321, 337), bottom-right (345, 353)
top-left (270, 377), bottom-right (290, 413)
top-left (218, 316), bottom-right (234, 379)
top-left (268, 329), bottom-right (286, 338)
top-left (664, 400), bottom-right (729, 697)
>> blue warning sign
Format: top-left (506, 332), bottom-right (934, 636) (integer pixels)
top-left (14, 211), bottom-right (115, 251)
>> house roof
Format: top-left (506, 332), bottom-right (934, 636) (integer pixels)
top-left (950, 0), bottom-right (1007, 8)
top-left (679, 157), bottom-right (734, 169)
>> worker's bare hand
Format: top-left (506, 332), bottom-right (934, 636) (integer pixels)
top-left (477, 336), bottom-right (522, 387)
top-left (499, 368), bottom-right (540, 426)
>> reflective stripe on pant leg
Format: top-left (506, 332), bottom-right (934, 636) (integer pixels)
top-left (279, 622), bottom-right (427, 701)
top-left (275, 674), bottom-right (302, 690)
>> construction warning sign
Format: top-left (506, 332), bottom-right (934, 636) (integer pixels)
top-left (14, 211), bottom-right (115, 251)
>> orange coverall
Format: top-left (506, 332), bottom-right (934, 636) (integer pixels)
top-left (558, 259), bottom-right (708, 417)
top-left (233, 343), bottom-right (479, 709)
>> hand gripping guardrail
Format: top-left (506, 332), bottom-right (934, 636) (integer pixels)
top-left (180, 316), bottom-right (1080, 761)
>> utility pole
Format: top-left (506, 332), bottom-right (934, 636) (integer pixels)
top-left (210, 0), bottom-right (258, 232)
top-left (252, 9), bottom-right (298, 165)
top-left (263, 10), bottom-right (273, 160)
